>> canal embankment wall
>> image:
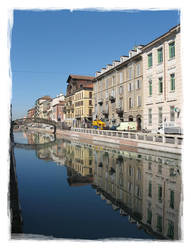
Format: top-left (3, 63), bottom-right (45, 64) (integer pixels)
top-left (56, 128), bottom-right (183, 155)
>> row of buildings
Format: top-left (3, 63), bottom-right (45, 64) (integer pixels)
top-left (27, 24), bottom-right (182, 133)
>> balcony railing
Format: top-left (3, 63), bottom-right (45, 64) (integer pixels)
top-left (98, 99), bottom-right (103, 105)
top-left (102, 108), bottom-right (109, 115)
top-left (116, 107), bottom-right (123, 116)
top-left (109, 95), bottom-right (116, 103)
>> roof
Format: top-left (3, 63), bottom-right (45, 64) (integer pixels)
top-left (142, 24), bottom-right (180, 51)
top-left (94, 24), bottom-right (180, 81)
top-left (67, 74), bottom-right (95, 82)
top-left (27, 107), bottom-right (35, 112)
top-left (53, 101), bottom-right (65, 107)
top-left (37, 95), bottom-right (52, 101)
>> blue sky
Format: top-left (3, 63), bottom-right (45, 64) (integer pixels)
top-left (11, 9), bottom-right (180, 119)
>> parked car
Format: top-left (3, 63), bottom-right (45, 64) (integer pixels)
top-left (157, 125), bottom-right (182, 135)
top-left (109, 125), bottom-right (118, 130)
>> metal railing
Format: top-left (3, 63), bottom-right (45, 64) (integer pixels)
top-left (71, 127), bottom-right (183, 147)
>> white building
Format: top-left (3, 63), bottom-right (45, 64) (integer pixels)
top-left (142, 25), bottom-right (182, 133)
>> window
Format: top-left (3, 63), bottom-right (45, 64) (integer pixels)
top-left (170, 106), bottom-right (175, 121)
top-left (158, 185), bottom-right (162, 202)
top-left (128, 67), bottom-right (132, 80)
top-left (167, 220), bottom-right (174, 239)
top-left (129, 166), bottom-right (132, 176)
top-left (170, 190), bottom-right (175, 209)
top-left (170, 73), bottom-right (175, 91)
top-left (119, 71), bottom-right (123, 83)
top-left (105, 79), bottom-right (109, 89)
top-left (148, 53), bottom-right (152, 68)
top-left (148, 109), bottom-right (152, 125)
top-left (137, 96), bottom-right (141, 107)
top-left (148, 181), bottom-right (152, 197)
top-left (119, 86), bottom-right (123, 95)
top-left (148, 161), bottom-right (152, 170)
top-left (89, 92), bottom-right (92, 98)
top-left (111, 89), bottom-right (116, 97)
top-left (158, 164), bottom-right (162, 174)
top-left (149, 80), bottom-right (152, 96)
top-left (137, 168), bottom-right (141, 180)
top-left (128, 182), bottom-right (132, 192)
top-left (112, 75), bottom-right (115, 86)
top-left (136, 63), bottom-right (140, 76)
top-left (128, 83), bottom-right (131, 92)
top-left (135, 185), bottom-right (141, 197)
top-left (157, 215), bottom-right (163, 232)
top-left (136, 79), bottom-right (141, 89)
top-left (89, 109), bottom-right (92, 116)
top-left (147, 208), bottom-right (152, 225)
top-left (99, 82), bottom-right (102, 91)
top-left (89, 100), bottom-right (92, 106)
top-left (159, 77), bottom-right (163, 94)
top-left (157, 48), bottom-right (163, 63)
top-left (105, 90), bottom-right (108, 98)
top-left (129, 97), bottom-right (133, 108)
top-left (169, 41), bottom-right (175, 59)
top-left (94, 83), bottom-right (97, 93)
top-left (119, 98), bottom-right (123, 108)
top-left (158, 107), bottom-right (163, 124)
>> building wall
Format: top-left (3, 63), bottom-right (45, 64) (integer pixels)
top-left (142, 155), bottom-right (181, 239)
top-left (27, 108), bottom-right (35, 118)
top-left (142, 26), bottom-right (181, 133)
top-left (93, 51), bottom-right (143, 129)
top-left (74, 89), bottom-right (93, 127)
top-left (65, 75), bottom-right (94, 128)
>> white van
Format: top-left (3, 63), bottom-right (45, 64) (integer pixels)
top-left (117, 122), bottom-right (137, 131)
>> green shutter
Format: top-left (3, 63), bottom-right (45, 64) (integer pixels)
top-left (158, 48), bottom-right (163, 63)
top-left (149, 81), bottom-right (152, 96)
top-left (148, 54), bottom-right (152, 67)
top-left (170, 74), bottom-right (175, 91)
top-left (169, 42), bottom-right (175, 59)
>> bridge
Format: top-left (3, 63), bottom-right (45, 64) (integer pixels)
top-left (12, 117), bottom-right (57, 134)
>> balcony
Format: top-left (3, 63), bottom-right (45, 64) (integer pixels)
top-left (98, 99), bottom-right (103, 105)
top-left (116, 107), bottom-right (123, 116)
top-left (75, 114), bottom-right (81, 119)
top-left (102, 108), bottom-right (109, 116)
top-left (109, 95), bottom-right (116, 103)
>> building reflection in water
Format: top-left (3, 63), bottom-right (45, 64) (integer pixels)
top-left (24, 131), bottom-right (182, 240)
top-left (23, 131), bottom-right (55, 145)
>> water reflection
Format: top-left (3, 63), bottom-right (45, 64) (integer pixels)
top-left (14, 130), bottom-right (55, 145)
top-left (14, 131), bottom-right (182, 240)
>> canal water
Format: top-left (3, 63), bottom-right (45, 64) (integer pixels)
top-left (12, 130), bottom-right (182, 240)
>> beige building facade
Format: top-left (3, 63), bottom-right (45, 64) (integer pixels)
top-left (74, 88), bottom-right (93, 127)
top-left (142, 25), bottom-right (182, 133)
top-left (93, 46), bottom-right (144, 130)
top-left (35, 96), bottom-right (52, 119)
top-left (64, 75), bottom-right (94, 128)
